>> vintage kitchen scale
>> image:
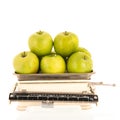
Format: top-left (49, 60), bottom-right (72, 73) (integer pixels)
top-left (9, 72), bottom-right (115, 111)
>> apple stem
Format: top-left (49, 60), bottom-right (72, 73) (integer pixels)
top-left (36, 30), bottom-right (43, 35)
top-left (22, 51), bottom-right (26, 57)
top-left (84, 55), bottom-right (87, 60)
top-left (64, 31), bottom-right (69, 35)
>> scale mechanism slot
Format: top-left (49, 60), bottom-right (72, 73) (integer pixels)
top-left (9, 92), bottom-right (98, 103)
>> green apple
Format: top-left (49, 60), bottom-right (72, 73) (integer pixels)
top-left (13, 51), bottom-right (39, 74)
top-left (67, 52), bottom-right (93, 73)
top-left (28, 31), bottom-right (53, 57)
top-left (75, 47), bottom-right (91, 57)
top-left (40, 53), bottom-right (66, 73)
top-left (54, 31), bottom-right (79, 57)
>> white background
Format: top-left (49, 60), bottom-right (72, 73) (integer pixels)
top-left (0, 0), bottom-right (120, 119)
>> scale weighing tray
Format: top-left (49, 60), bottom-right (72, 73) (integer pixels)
top-left (9, 72), bottom-right (115, 111)
top-left (13, 72), bottom-right (95, 81)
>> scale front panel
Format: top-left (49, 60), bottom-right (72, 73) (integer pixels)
top-left (9, 80), bottom-right (99, 110)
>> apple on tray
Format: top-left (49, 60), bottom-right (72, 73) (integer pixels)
top-left (13, 51), bottom-right (39, 74)
top-left (28, 30), bottom-right (53, 57)
top-left (40, 53), bottom-right (66, 74)
top-left (67, 51), bottom-right (93, 73)
top-left (54, 31), bottom-right (79, 58)
top-left (75, 47), bottom-right (91, 57)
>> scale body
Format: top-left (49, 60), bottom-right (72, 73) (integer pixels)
top-left (9, 72), bottom-right (113, 111)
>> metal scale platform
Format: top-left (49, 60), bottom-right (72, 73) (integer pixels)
top-left (9, 72), bottom-right (115, 111)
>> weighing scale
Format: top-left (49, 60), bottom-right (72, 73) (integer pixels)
top-left (9, 72), bottom-right (115, 111)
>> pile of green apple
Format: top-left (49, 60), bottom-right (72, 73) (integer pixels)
top-left (13, 30), bottom-right (93, 74)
